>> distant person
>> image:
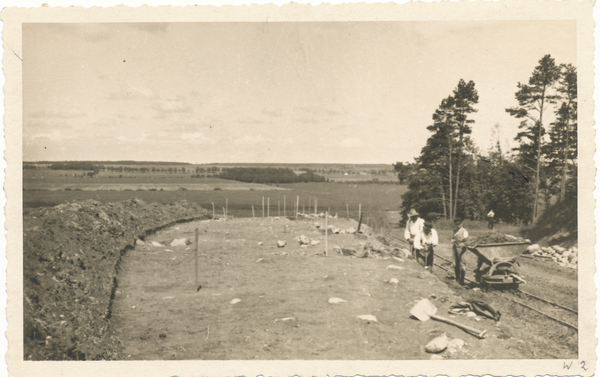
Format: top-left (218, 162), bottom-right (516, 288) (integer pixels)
top-left (452, 218), bottom-right (469, 285)
top-left (414, 221), bottom-right (438, 270)
top-left (487, 209), bottom-right (495, 230)
top-left (404, 208), bottom-right (424, 259)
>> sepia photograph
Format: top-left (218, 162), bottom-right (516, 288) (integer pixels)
top-left (3, 2), bottom-right (596, 376)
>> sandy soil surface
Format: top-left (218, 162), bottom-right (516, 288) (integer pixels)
top-left (110, 217), bottom-right (575, 360)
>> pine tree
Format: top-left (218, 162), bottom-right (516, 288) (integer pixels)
top-left (506, 54), bottom-right (560, 222)
top-left (545, 64), bottom-right (577, 202)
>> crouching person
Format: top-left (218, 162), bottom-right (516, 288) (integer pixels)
top-left (414, 221), bottom-right (438, 270)
top-left (452, 218), bottom-right (469, 285)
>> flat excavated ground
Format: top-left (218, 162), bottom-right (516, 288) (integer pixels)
top-left (110, 217), bottom-right (575, 360)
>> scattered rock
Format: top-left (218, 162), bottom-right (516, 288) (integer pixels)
top-left (310, 240), bottom-right (321, 246)
top-left (430, 354), bottom-right (444, 360)
top-left (257, 242), bottom-right (263, 246)
top-left (328, 297), bottom-right (347, 304)
top-left (170, 238), bottom-right (187, 247)
top-left (425, 333), bottom-right (449, 353)
top-left (277, 241), bottom-right (286, 248)
top-left (135, 239), bottom-right (145, 246)
top-left (357, 314), bottom-right (377, 322)
top-left (387, 265), bottom-right (404, 270)
top-left (346, 227), bottom-right (356, 234)
top-left (151, 241), bottom-right (164, 247)
top-left (388, 278), bottom-right (399, 285)
top-left (230, 298), bottom-right (241, 304)
top-left (393, 257), bottom-right (405, 263)
top-left (341, 248), bottom-right (357, 256)
top-left (447, 338), bottom-right (465, 353)
top-left (255, 258), bottom-right (263, 263)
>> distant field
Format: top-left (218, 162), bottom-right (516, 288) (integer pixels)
top-left (325, 173), bottom-right (398, 182)
top-left (23, 178), bottom-right (408, 229)
top-left (23, 170), bottom-right (282, 192)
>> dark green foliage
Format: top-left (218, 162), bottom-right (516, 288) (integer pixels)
top-left (217, 167), bottom-right (326, 184)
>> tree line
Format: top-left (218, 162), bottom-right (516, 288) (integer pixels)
top-left (218, 167), bottom-right (326, 184)
top-left (398, 54), bottom-right (577, 225)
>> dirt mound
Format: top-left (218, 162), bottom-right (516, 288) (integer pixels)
top-left (467, 232), bottom-right (528, 246)
top-left (524, 197), bottom-right (577, 247)
top-left (23, 198), bottom-right (210, 360)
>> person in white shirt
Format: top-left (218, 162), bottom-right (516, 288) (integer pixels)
top-left (487, 209), bottom-right (495, 230)
top-left (404, 208), bottom-right (424, 259)
top-left (414, 221), bottom-right (438, 270)
top-left (452, 218), bottom-right (469, 285)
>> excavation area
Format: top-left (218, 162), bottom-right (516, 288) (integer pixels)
top-left (110, 217), bottom-right (577, 360)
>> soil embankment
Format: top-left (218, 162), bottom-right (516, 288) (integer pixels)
top-left (23, 198), bottom-right (210, 360)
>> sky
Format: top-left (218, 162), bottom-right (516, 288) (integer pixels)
top-left (23, 21), bottom-right (576, 164)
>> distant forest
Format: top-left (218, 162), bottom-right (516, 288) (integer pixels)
top-left (218, 167), bottom-right (326, 184)
top-left (24, 160), bottom-right (191, 166)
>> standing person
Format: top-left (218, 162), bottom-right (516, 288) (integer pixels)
top-left (452, 218), bottom-right (469, 285)
top-left (487, 209), bottom-right (495, 230)
top-left (404, 208), bottom-right (424, 259)
top-left (414, 221), bottom-right (438, 270)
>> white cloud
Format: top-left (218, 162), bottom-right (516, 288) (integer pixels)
top-left (338, 137), bottom-right (364, 147)
top-left (180, 132), bottom-right (215, 144)
top-left (31, 130), bottom-right (68, 141)
top-left (233, 134), bottom-right (268, 146)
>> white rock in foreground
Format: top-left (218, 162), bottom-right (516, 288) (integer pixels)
top-left (425, 334), bottom-right (449, 353)
top-left (328, 297), bottom-right (347, 304)
top-left (170, 238), bottom-right (187, 247)
top-left (387, 265), bottom-right (404, 270)
top-left (277, 240), bottom-right (286, 248)
top-left (151, 241), bottom-right (164, 247)
top-left (357, 314), bottom-right (377, 322)
top-left (230, 298), bottom-right (241, 304)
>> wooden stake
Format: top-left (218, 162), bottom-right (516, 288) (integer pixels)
top-left (268, 197), bottom-right (270, 217)
top-left (262, 197), bottom-right (265, 217)
top-left (222, 207), bottom-right (226, 219)
top-left (212, 203), bottom-right (215, 219)
top-left (346, 204), bottom-right (349, 220)
top-left (284, 195), bottom-right (286, 217)
top-left (195, 228), bottom-right (199, 291)
top-left (309, 197), bottom-right (312, 213)
top-left (296, 196), bottom-right (299, 220)
top-left (358, 203), bottom-right (362, 221)
top-left (225, 198), bottom-right (228, 217)
top-left (325, 211), bottom-right (328, 256)
top-left (315, 199), bottom-right (318, 215)
top-left (278, 200), bottom-right (280, 217)
top-left (357, 210), bottom-right (364, 233)
top-left (252, 205), bottom-right (255, 218)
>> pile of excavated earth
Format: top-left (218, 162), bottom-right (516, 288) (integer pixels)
top-left (23, 198), bottom-right (210, 360)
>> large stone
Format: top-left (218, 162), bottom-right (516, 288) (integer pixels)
top-left (341, 248), bottom-right (357, 256)
top-left (135, 239), bottom-right (145, 246)
top-left (346, 227), bottom-right (357, 234)
top-left (170, 238), bottom-right (187, 247)
top-left (277, 240), bottom-right (286, 248)
top-left (525, 244), bottom-right (541, 254)
top-left (297, 235), bottom-right (310, 245)
top-left (425, 334), bottom-right (449, 353)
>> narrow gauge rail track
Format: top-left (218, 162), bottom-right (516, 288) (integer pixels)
top-left (383, 234), bottom-right (578, 332)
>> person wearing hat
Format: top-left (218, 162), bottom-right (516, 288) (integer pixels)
top-left (452, 218), bottom-right (469, 285)
top-left (414, 221), bottom-right (438, 270)
top-left (404, 208), bottom-right (424, 259)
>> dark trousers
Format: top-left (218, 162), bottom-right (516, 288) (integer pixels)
top-left (452, 242), bottom-right (467, 285)
top-left (422, 246), bottom-right (434, 269)
top-left (488, 218), bottom-right (494, 229)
